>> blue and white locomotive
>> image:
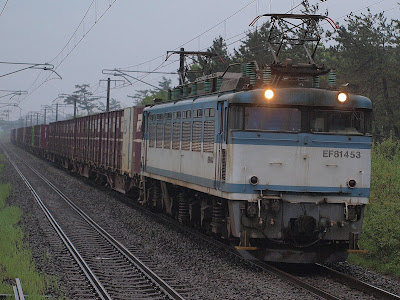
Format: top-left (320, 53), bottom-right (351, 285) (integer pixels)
top-left (140, 14), bottom-right (372, 263)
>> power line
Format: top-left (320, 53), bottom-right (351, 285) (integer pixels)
top-left (120, 0), bottom-right (257, 70)
top-left (0, 0), bottom-right (9, 17)
top-left (19, 0), bottom-right (119, 105)
top-left (49, 0), bottom-right (96, 64)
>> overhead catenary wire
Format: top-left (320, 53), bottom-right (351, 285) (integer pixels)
top-left (120, 0), bottom-right (258, 70)
top-left (18, 0), bottom-right (119, 106)
top-left (49, 0), bottom-right (96, 64)
top-left (0, 0), bottom-right (9, 17)
top-left (119, 0), bottom-right (399, 96)
top-left (12, 0), bottom-right (399, 119)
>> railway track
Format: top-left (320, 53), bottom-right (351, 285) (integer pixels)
top-left (4, 142), bottom-right (400, 299)
top-left (315, 264), bottom-right (400, 300)
top-left (1, 143), bottom-right (186, 300)
top-left (115, 188), bottom-right (400, 300)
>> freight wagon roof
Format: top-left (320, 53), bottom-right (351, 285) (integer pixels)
top-left (230, 87), bottom-right (372, 109)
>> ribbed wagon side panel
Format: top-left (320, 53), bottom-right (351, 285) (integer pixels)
top-left (33, 125), bottom-right (41, 148)
top-left (24, 126), bottom-right (33, 146)
top-left (40, 125), bottom-right (49, 149)
top-left (17, 128), bottom-right (24, 145)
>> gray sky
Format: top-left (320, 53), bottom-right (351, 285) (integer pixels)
top-left (0, 0), bottom-right (399, 121)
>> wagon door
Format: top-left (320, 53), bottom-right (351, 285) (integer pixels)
top-left (215, 101), bottom-right (228, 190)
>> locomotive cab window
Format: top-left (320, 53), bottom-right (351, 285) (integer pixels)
top-left (230, 105), bottom-right (301, 132)
top-left (310, 110), bottom-right (371, 135)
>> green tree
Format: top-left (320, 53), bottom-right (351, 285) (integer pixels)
top-left (233, 22), bottom-right (274, 67)
top-left (98, 98), bottom-right (122, 111)
top-left (127, 76), bottom-right (172, 105)
top-left (187, 37), bottom-right (233, 82)
top-left (64, 84), bottom-right (100, 116)
top-left (326, 11), bottom-right (400, 138)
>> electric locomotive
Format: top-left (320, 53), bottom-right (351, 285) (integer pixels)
top-left (10, 14), bottom-right (372, 264)
top-left (141, 14), bottom-right (372, 263)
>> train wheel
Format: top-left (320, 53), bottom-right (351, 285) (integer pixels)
top-left (150, 182), bottom-right (162, 212)
top-left (178, 191), bottom-right (189, 224)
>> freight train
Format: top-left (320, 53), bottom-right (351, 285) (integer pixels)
top-left (10, 14), bottom-right (372, 263)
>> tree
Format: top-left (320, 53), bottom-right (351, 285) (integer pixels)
top-left (233, 22), bottom-right (274, 67)
top-left (326, 11), bottom-right (400, 138)
top-left (64, 84), bottom-right (100, 116)
top-left (127, 76), bottom-right (172, 105)
top-left (98, 98), bottom-right (122, 111)
top-left (186, 37), bottom-right (233, 82)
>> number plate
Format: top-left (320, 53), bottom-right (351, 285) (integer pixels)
top-left (323, 150), bottom-right (361, 158)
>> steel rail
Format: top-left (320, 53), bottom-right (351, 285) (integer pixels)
top-left (1, 145), bottom-right (111, 300)
top-left (123, 199), bottom-right (400, 300)
top-left (315, 264), bottom-right (400, 300)
top-left (7, 146), bottom-right (185, 300)
top-left (121, 203), bottom-right (341, 300)
top-left (153, 205), bottom-right (400, 300)
top-left (9, 142), bottom-right (399, 300)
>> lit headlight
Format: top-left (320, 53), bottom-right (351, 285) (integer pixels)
top-left (337, 92), bottom-right (348, 103)
top-left (264, 89), bottom-right (274, 100)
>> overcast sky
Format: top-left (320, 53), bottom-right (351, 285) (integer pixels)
top-left (0, 0), bottom-right (399, 121)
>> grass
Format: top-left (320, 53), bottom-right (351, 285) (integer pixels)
top-left (348, 137), bottom-right (400, 277)
top-left (0, 158), bottom-right (61, 299)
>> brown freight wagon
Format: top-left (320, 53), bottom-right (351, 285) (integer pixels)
top-left (23, 126), bottom-right (33, 147)
top-left (48, 119), bottom-right (75, 168)
top-left (47, 106), bottom-right (143, 194)
top-left (10, 128), bottom-right (16, 144)
top-left (16, 127), bottom-right (24, 145)
top-left (33, 124), bottom-right (49, 149)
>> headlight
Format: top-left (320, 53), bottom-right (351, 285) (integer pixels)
top-left (264, 89), bottom-right (274, 100)
top-left (347, 179), bottom-right (357, 188)
top-left (337, 91), bottom-right (348, 103)
top-left (249, 176), bottom-right (259, 185)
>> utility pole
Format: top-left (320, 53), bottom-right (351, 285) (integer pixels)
top-left (106, 77), bottom-right (111, 112)
top-left (30, 114), bottom-right (33, 126)
top-left (179, 48), bottom-right (185, 85)
top-left (165, 48), bottom-right (217, 86)
top-left (44, 108), bottom-right (47, 124)
top-left (36, 112), bottom-right (39, 125)
top-left (56, 103), bottom-right (58, 121)
top-left (74, 96), bottom-right (77, 118)
top-left (99, 78), bottom-right (124, 112)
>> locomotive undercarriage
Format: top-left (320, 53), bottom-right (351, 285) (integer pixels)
top-left (144, 178), bottom-right (365, 263)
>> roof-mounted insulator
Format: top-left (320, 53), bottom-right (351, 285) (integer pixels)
top-left (329, 71), bottom-right (336, 88)
top-left (313, 76), bottom-right (320, 88)
top-left (173, 87), bottom-right (182, 99)
top-left (191, 83), bottom-right (197, 95)
top-left (204, 80), bottom-right (211, 93)
top-left (183, 86), bottom-right (189, 97)
top-left (241, 63), bottom-right (247, 78)
top-left (246, 62), bottom-right (257, 85)
top-left (217, 78), bottom-right (223, 91)
top-left (263, 66), bottom-right (272, 85)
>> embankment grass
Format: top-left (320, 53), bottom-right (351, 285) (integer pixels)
top-left (0, 159), bottom-right (59, 298)
top-left (349, 137), bottom-right (400, 277)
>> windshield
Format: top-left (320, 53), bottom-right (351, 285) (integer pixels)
top-left (229, 105), bottom-right (372, 135)
top-left (310, 110), bottom-right (370, 135)
top-left (230, 106), bottom-right (301, 132)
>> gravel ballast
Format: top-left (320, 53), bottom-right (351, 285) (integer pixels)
top-left (3, 142), bottom-right (400, 299)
